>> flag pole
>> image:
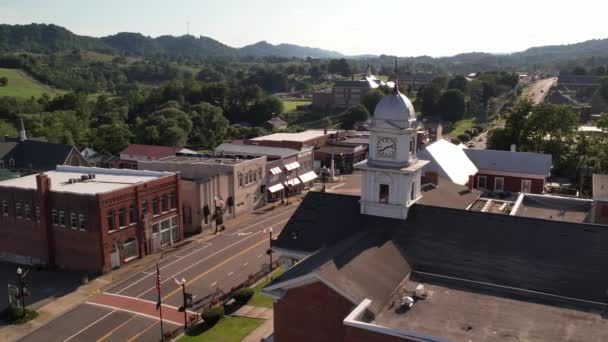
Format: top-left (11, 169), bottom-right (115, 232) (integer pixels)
top-left (156, 263), bottom-right (165, 339)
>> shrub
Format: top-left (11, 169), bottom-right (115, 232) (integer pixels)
top-left (457, 133), bottom-right (472, 142)
top-left (201, 306), bottom-right (224, 325)
top-left (1, 306), bottom-right (38, 324)
top-left (233, 288), bottom-right (254, 305)
top-left (465, 128), bottom-right (479, 137)
top-left (450, 138), bottom-right (461, 145)
top-left (472, 125), bottom-right (484, 133)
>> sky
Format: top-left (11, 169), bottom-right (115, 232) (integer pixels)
top-left (1, 0), bottom-right (606, 57)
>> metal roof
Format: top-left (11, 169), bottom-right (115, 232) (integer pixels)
top-left (463, 148), bottom-right (552, 176)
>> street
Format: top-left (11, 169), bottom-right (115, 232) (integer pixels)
top-left (18, 204), bottom-right (298, 342)
top-left (523, 77), bottom-right (557, 104)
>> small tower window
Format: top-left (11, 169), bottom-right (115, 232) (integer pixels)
top-left (409, 138), bottom-right (415, 153)
top-left (379, 184), bottom-right (389, 204)
top-left (411, 182), bottom-right (416, 201)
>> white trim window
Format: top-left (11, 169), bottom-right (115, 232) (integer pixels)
top-left (477, 175), bottom-right (487, 190)
top-left (2, 201), bottom-right (8, 216)
top-left (16, 202), bottom-right (22, 218)
top-left (522, 179), bottom-right (532, 193)
top-left (70, 212), bottom-right (77, 229)
top-left (24, 204), bottom-right (30, 220)
top-left (494, 177), bottom-right (504, 192)
top-left (79, 214), bottom-right (86, 231)
top-left (59, 210), bottom-right (66, 226)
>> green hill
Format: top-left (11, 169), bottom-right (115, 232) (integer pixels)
top-left (0, 68), bottom-right (64, 98)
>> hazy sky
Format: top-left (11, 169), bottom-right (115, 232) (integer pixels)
top-left (1, 0), bottom-right (606, 57)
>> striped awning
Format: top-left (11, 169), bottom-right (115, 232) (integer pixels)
top-left (285, 161), bottom-right (301, 171)
top-left (268, 183), bottom-right (284, 193)
top-left (270, 167), bottom-right (282, 175)
top-left (298, 171), bottom-right (318, 183)
top-left (285, 177), bottom-right (301, 187)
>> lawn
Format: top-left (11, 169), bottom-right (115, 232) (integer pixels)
top-left (179, 316), bottom-right (264, 342)
top-left (0, 68), bottom-right (65, 99)
top-left (282, 100), bottom-right (311, 113)
top-left (449, 118), bottom-right (477, 136)
top-left (248, 267), bottom-right (285, 308)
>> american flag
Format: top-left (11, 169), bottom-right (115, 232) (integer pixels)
top-left (155, 263), bottom-right (162, 310)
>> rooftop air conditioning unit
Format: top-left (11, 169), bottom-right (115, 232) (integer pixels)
top-left (415, 284), bottom-right (427, 299)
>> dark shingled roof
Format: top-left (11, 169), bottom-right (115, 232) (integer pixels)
top-left (1, 140), bottom-right (80, 171)
top-left (273, 192), bottom-right (608, 308)
top-left (269, 229), bottom-right (410, 314)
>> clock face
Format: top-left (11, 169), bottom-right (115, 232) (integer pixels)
top-left (377, 137), bottom-right (397, 158)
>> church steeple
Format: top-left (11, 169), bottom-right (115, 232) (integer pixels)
top-left (19, 119), bottom-right (27, 142)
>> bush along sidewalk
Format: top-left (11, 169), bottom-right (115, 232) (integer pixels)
top-left (1, 305), bottom-right (39, 325)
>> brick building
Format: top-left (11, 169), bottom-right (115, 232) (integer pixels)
top-left (0, 166), bottom-right (181, 274)
top-left (464, 148), bottom-right (552, 194)
top-left (139, 153), bottom-right (267, 235)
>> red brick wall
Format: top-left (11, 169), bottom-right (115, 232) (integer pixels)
top-left (471, 173), bottom-right (544, 194)
top-left (595, 201), bottom-right (608, 225)
top-left (274, 281), bottom-right (355, 342)
top-left (0, 187), bottom-right (49, 263)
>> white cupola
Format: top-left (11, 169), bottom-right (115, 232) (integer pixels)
top-left (355, 81), bottom-right (428, 220)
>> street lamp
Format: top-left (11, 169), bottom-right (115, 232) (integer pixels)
top-left (263, 227), bottom-right (274, 276)
top-left (16, 267), bottom-right (25, 317)
top-left (174, 277), bottom-right (190, 329)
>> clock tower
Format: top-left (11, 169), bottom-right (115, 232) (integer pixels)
top-left (355, 84), bottom-right (428, 220)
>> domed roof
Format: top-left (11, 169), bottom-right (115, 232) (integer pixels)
top-left (373, 89), bottom-right (416, 128)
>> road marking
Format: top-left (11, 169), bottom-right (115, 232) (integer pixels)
top-left (114, 242), bottom-right (212, 294)
top-left (136, 231), bottom-right (264, 297)
top-left (222, 208), bottom-right (296, 236)
top-left (98, 292), bottom-right (185, 311)
top-left (85, 302), bottom-right (183, 326)
top-left (243, 262), bottom-right (249, 266)
top-left (163, 238), bottom-right (268, 300)
top-left (227, 272), bottom-right (234, 276)
top-left (331, 183), bottom-right (345, 189)
top-left (257, 254), bottom-right (262, 258)
top-left (126, 320), bottom-right (158, 342)
top-left (119, 208), bottom-right (293, 296)
top-left (96, 314), bottom-right (138, 342)
top-left (63, 310), bottom-right (116, 342)
top-left (210, 282), bottom-right (217, 287)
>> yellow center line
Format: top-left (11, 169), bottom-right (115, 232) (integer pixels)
top-left (96, 314), bottom-right (139, 342)
top-left (163, 237), bottom-right (268, 300)
top-left (126, 320), bottom-right (158, 342)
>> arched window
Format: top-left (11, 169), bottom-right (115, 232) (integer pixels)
top-left (0, 160), bottom-right (4, 168)
top-left (8, 158), bottom-right (14, 166)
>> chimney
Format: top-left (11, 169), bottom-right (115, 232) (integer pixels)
top-left (36, 173), bottom-right (51, 194)
top-left (19, 118), bottom-right (27, 142)
top-left (324, 126), bottom-right (328, 135)
top-left (510, 144), bottom-right (517, 152)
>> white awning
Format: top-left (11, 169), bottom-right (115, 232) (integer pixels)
top-left (270, 167), bottom-right (282, 175)
top-left (285, 161), bottom-right (301, 171)
top-left (285, 177), bottom-right (301, 187)
top-left (298, 171), bottom-right (318, 183)
top-left (268, 183), bottom-right (284, 193)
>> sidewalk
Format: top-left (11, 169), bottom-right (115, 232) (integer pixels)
top-left (0, 196), bottom-right (304, 342)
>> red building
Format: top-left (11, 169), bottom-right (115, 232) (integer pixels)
top-left (118, 144), bottom-right (196, 169)
top-left (0, 166), bottom-right (182, 274)
top-left (464, 148), bottom-right (552, 194)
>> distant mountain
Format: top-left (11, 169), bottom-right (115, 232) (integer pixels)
top-left (239, 40), bottom-right (343, 58)
top-left (2, 23), bottom-right (608, 66)
top-left (0, 24), bottom-right (338, 59)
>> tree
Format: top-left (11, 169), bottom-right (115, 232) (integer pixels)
top-left (0, 77), bottom-right (7, 87)
top-left (522, 104), bottom-right (577, 153)
top-left (361, 89), bottom-right (384, 114)
top-left (340, 105), bottom-right (369, 129)
top-left (597, 112), bottom-right (608, 132)
top-left (447, 75), bottom-right (467, 93)
top-left (417, 85), bottom-right (442, 117)
top-left (598, 77), bottom-right (608, 102)
top-left (137, 106), bottom-right (192, 147)
top-left (328, 58), bottom-right (352, 77)
top-left (438, 89), bottom-right (465, 122)
top-left (189, 102), bottom-right (229, 149)
top-left (90, 122), bottom-right (131, 155)
top-left (248, 96), bottom-right (284, 126)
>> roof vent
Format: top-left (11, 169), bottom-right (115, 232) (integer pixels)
top-left (400, 296), bottom-right (414, 309)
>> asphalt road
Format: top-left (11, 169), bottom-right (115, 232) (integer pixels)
top-left (19, 204), bottom-right (298, 342)
top-left (524, 77), bottom-right (557, 104)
